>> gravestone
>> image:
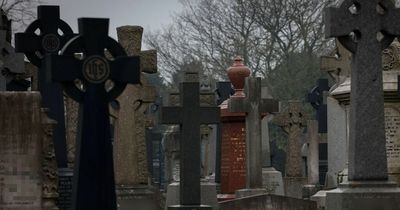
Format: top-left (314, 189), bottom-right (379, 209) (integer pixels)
top-left (272, 101), bottom-right (307, 199)
top-left (228, 77), bottom-right (279, 198)
top-left (161, 72), bottom-right (220, 209)
top-left (113, 25), bottom-right (157, 189)
top-left (215, 82), bottom-right (234, 184)
top-left (324, 1), bottom-right (400, 209)
top-left (15, 5), bottom-right (76, 168)
top-left (307, 79), bottom-right (330, 133)
top-left (0, 92), bottom-right (58, 210)
top-left (46, 18), bottom-right (141, 210)
top-left (0, 29), bottom-right (25, 90)
top-left (146, 127), bottom-right (165, 188)
top-left (261, 87), bottom-right (284, 196)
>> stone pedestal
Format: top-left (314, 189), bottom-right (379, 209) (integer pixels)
top-left (262, 167), bottom-right (284, 196)
top-left (326, 181), bottom-right (400, 210)
top-left (310, 190), bottom-right (327, 210)
top-left (235, 188), bottom-right (267, 198)
top-left (116, 185), bottom-right (160, 210)
top-left (165, 182), bottom-right (218, 210)
top-left (284, 177), bottom-right (307, 199)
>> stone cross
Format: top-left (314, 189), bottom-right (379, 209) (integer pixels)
top-left (15, 5), bottom-right (76, 168)
top-left (325, 0), bottom-right (400, 181)
top-left (320, 39), bottom-right (351, 86)
top-left (46, 18), bottom-right (141, 210)
top-left (228, 77), bottom-right (279, 189)
top-left (0, 30), bottom-right (24, 90)
top-left (161, 72), bottom-right (220, 209)
top-left (307, 79), bottom-right (330, 133)
top-left (272, 101), bottom-right (306, 178)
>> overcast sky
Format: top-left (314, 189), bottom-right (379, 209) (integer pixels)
top-left (40, 0), bottom-right (182, 40)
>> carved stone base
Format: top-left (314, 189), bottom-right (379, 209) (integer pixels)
top-left (326, 181), bottom-right (400, 210)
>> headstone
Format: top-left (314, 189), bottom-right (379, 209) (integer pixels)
top-left (325, 1), bottom-right (400, 209)
top-left (15, 5), bottom-right (76, 168)
top-left (46, 18), bottom-right (141, 210)
top-left (228, 77), bottom-right (279, 198)
top-left (261, 87), bottom-right (284, 196)
top-left (113, 25), bottom-right (157, 188)
top-left (0, 29), bottom-right (25, 90)
top-left (214, 82), bottom-right (233, 185)
top-left (161, 72), bottom-right (220, 209)
top-left (219, 58), bottom-right (248, 195)
top-left (146, 127), bottom-right (165, 188)
top-left (272, 101), bottom-right (307, 199)
top-left (0, 92), bottom-right (58, 210)
top-left (307, 79), bottom-right (330, 133)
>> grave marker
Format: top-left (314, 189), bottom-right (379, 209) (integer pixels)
top-left (228, 77), bottom-right (279, 194)
top-left (46, 18), bottom-right (141, 210)
top-left (325, 1), bottom-right (400, 209)
top-left (161, 72), bottom-right (220, 209)
top-left (15, 5), bottom-right (76, 167)
top-left (307, 79), bottom-right (330, 133)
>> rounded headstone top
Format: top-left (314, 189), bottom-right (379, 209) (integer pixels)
top-left (383, 40), bottom-right (400, 72)
top-left (227, 56), bottom-right (250, 97)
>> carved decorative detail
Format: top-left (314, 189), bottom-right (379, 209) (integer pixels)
top-left (41, 108), bottom-right (59, 210)
top-left (383, 40), bottom-right (400, 71)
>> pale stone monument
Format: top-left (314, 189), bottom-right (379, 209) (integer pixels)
top-left (272, 101), bottom-right (307, 199)
top-left (0, 92), bottom-right (58, 210)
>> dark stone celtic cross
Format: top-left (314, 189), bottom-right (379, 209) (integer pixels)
top-left (325, 0), bottom-right (400, 180)
top-left (307, 79), bottom-right (330, 133)
top-left (46, 18), bottom-right (140, 210)
top-left (161, 73), bottom-right (220, 209)
top-left (15, 5), bottom-right (76, 167)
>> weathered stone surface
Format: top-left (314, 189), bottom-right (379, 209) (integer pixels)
top-left (65, 98), bottom-right (79, 168)
top-left (219, 194), bottom-right (317, 210)
top-left (0, 92), bottom-right (58, 210)
top-left (165, 182), bottom-right (218, 210)
top-left (114, 25), bottom-right (158, 186)
top-left (161, 72), bottom-right (220, 208)
top-left (228, 77), bottom-right (279, 190)
top-left (307, 120), bottom-right (319, 185)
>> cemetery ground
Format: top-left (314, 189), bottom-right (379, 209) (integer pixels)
top-left (2, 1), bottom-right (400, 210)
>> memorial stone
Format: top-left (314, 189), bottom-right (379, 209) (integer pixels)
top-left (161, 72), bottom-right (220, 209)
top-left (0, 92), bottom-right (58, 210)
top-left (113, 25), bottom-right (157, 188)
top-left (0, 29), bottom-right (24, 90)
top-left (307, 79), bottom-right (330, 133)
top-left (228, 76), bottom-right (279, 198)
top-left (325, 1), bottom-right (400, 209)
top-left (15, 5), bottom-right (76, 167)
top-left (272, 101), bottom-right (307, 199)
top-left (46, 18), bottom-right (141, 210)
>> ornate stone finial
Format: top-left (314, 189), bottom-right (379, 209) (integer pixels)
top-left (227, 56), bottom-right (250, 97)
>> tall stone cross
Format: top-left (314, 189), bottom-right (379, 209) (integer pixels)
top-left (320, 39), bottom-right (351, 86)
top-left (272, 101), bottom-right (306, 178)
top-left (45, 18), bottom-right (140, 210)
top-left (228, 77), bottom-right (279, 189)
top-left (15, 5), bottom-right (76, 167)
top-left (161, 72), bottom-right (220, 209)
top-left (307, 79), bottom-right (330, 133)
top-left (0, 30), bottom-right (24, 90)
top-left (325, 0), bottom-right (400, 181)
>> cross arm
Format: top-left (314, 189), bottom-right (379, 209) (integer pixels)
top-left (110, 56), bottom-right (140, 84)
top-left (260, 99), bottom-right (280, 113)
top-left (160, 106), bottom-right (183, 124)
top-left (14, 33), bottom-right (41, 52)
top-left (199, 107), bottom-right (221, 124)
top-left (324, 5), bottom-right (357, 38)
top-left (383, 6), bottom-right (400, 35)
top-left (140, 50), bottom-right (157, 73)
top-left (45, 54), bottom-right (82, 82)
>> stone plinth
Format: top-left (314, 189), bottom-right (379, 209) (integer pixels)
top-left (262, 167), bottom-right (284, 196)
top-left (220, 104), bottom-right (246, 194)
top-left (235, 188), bottom-right (267, 198)
top-left (165, 182), bottom-right (218, 210)
top-left (326, 182), bottom-right (400, 210)
top-left (0, 92), bottom-right (58, 210)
